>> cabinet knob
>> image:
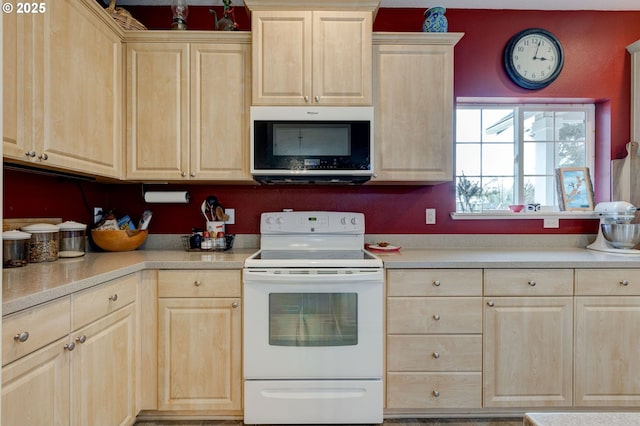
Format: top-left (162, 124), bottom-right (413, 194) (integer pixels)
top-left (232, 301), bottom-right (239, 309)
top-left (487, 301), bottom-right (495, 307)
top-left (528, 280), bottom-right (536, 286)
top-left (108, 294), bottom-right (118, 302)
top-left (75, 335), bottom-right (87, 344)
top-left (432, 390), bottom-right (440, 397)
top-left (432, 352), bottom-right (440, 359)
top-left (314, 96), bottom-right (320, 103)
top-left (194, 280), bottom-right (202, 286)
top-left (304, 96), bottom-right (310, 103)
top-left (64, 342), bottom-right (76, 352)
top-left (190, 172), bottom-right (196, 177)
top-left (433, 314), bottom-right (440, 321)
top-left (620, 280), bottom-right (630, 286)
top-left (13, 331), bottom-right (29, 343)
top-left (25, 151), bottom-right (36, 158)
top-left (181, 171), bottom-right (187, 177)
top-left (432, 280), bottom-right (441, 287)
top-left (37, 153), bottom-right (48, 160)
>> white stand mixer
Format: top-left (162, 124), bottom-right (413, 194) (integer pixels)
top-left (587, 201), bottom-right (640, 254)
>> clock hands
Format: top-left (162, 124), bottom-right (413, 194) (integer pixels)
top-left (532, 39), bottom-right (550, 61)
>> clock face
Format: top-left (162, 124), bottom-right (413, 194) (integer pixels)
top-left (504, 28), bottom-right (564, 90)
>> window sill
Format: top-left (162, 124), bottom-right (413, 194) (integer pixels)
top-left (450, 211), bottom-right (599, 220)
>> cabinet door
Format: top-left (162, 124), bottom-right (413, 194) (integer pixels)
top-left (252, 11), bottom-right (312, 105)
top-left (41, 0), bottom-right (122, 178)
top-left (575, 296), bottom-right (640, 406)
top-left (126, 42), bottom-right (190, 180)
top-left (71, 304), bottom-right (136, 426)
top-left (483, 297), bottom-right (573, 407)
top-left (2, 337), bottom-right (71, 426)
top-left (190, 42), bottom-right (253, 181)
top-left (312, 11), bottom-right (371, 105)
top-left (3, 10), bottom-right (33, 160)
top-left (372, 34), bottom-right (462, 183)
top-left (158, 298), bottom-right (241, 412)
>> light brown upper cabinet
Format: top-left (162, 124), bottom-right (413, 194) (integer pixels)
top-left (125, 33), bottom-right (253, 182)
top-left (371, 33), bottom-right (463, 184)
top-left (3, 0), bottom-right (123, 179)
top-left (246, 0), bottom-right (379, 106)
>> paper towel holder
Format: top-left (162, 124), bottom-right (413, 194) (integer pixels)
top-left (142, 185), bottom-right (190, 204)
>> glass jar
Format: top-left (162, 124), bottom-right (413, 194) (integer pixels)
top-left (58, 221), bottom-right (87, 258)
top-left (3, 230), bottom-right (31, 268)
top-left (21, 223), bottom-right (60, 263)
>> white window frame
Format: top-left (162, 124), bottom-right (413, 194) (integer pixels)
top-left (452, 102), bottom-right (596, 220)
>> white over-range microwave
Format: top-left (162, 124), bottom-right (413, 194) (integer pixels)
top-left (250, 106), bottom-right (374, 184)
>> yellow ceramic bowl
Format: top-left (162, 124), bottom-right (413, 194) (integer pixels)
top-left (91, 229), bottom-right (148, 252)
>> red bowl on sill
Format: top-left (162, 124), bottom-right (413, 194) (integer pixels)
top-left (508, 204), bottom-right (525, 213)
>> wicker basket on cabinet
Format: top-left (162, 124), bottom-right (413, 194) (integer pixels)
top-left (106, 0), bottom-right (147, 31)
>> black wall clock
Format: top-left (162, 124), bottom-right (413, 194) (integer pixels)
top-left (503, 28), bottom-right (564, 90)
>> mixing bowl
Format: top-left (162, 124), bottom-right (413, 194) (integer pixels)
top-left (601, 223), bottom-right (640, 249)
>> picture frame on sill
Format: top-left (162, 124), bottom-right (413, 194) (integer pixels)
top-left (555, 167), bottom-right (595, 211)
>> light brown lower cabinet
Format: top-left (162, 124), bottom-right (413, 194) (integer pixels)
top-left (574, 268), bottom-right (640, 407)
top-left (157, 270), bottom-right (242, 414)
top-left (483, 269), bottom-right (574, 408)
top-left (386, 269), bottom-right (483, 411)
top-left (2, 274), bottom-right (137, 426)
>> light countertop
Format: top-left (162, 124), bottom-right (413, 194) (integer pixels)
top-left (4, 247), bottom-right (640, 316)
top-left (524, 412), bottom-right (640, 425)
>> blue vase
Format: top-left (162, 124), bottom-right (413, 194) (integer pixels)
top-left (422, 7), bottom-right (448, 32)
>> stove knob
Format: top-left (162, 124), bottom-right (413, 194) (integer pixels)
top-left (276, 217), bottom-right (284, 225)
top-left (340, 217), bottom-right (347, 225)
top-left (351, 217), bottom-right (358, 225)
top-left (265, 216), bottom-right (274, 225)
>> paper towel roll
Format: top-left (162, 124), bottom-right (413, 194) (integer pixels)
top-left (144, 191), bottom-right (190, 203)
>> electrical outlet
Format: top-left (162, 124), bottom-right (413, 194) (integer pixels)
top-left (93, 207), bottom-right (103, 224)
top-left (225, 208), bottom-right (235, 225)
top-left (426, 208), bottom-right (436, 225)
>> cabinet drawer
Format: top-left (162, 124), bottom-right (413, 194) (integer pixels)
top-left (387, 269), bottom-right (482, 297)
top-left (3, 297), bottom-right (71, 366)
top-left (575, 269), bottom-right (640, 295)
top-left (387, 372), bottom-right (482, 409)
top-left (388, 297), bottom-right (482, 334)
top-left (387, 335), bottom-right (481, 371)
top-left (72, 274), bottom-right (137, 330)
top-left (484, 269), bottom-right (573, 296)
top-left (158, 270), bottom-right (241, 298)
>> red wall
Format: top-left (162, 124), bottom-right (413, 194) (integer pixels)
top-left (5, 7), bottom-right (640, 236)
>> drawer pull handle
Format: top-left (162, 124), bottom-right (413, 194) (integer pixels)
top-left (433, 314), bottom-right (440, 321)
top-left (528, 280), bottom-right (536, 286)
top-left (432, 352), bottom-right (440, 359)
top-left (64, 342), bottom-right (76, 352)
top-left (232, 301), bottom-right (239, 309)
top-left (194, 280), bottom-right (202, 287)
top-left (14, 331), bottom-right (29, 343)
top-left (432, 280), bottom-right (441, 287)
top-left (620, 280), bottom-right (630, 286)
top-left (25, 151), bottom-right (36, 158)
top-left (75, 335), bottom-right (87, 344)
top-left (487, 301), bottom-right (495, 307)
top-left (433, 390), bottom-right (440, 397)
top-left (108, 294), bottom-right (118, 302)
top-left (38, 153), bottom-right (48, 160)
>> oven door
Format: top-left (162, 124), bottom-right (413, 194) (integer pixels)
top-left (243, 268), bottom-right (383, 380)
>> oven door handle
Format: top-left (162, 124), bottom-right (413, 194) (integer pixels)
top-left (243, 269), bottom-right (382, 283)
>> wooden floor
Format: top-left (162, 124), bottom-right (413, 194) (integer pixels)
top-left (135, 418), bottom-right (523, 426)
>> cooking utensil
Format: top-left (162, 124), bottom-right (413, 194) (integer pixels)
top-left (201, 200), bottom-right (211, 223)
top-left (206, 196), bottom-right (218, 221)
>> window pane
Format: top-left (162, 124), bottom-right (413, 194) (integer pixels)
top-left (481, 176), bottom-right (514, 210)
top-left (524, 175), bottom-right (557, 206)
top-left (456, 109), bottom-right (481, 142)
top-left (456, 175), bottom-right (482, 212)
top-left (524, 111), bottom-right (554, 141)
top-left (523, 141), bottom-right (555, 175)
top-left (556, 142), bottom-right (586, 167)
top-left (456, 143), bottom-right (481, 175)
top-left (482, 144), bottom-right (514, 175)
top-left (556, 111), bottom-right (586, 141)
top-left (482, 109), bottom-right (515, 142)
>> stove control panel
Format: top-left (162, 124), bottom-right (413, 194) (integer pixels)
top-left (261, 211), bottom-right (365, 234)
